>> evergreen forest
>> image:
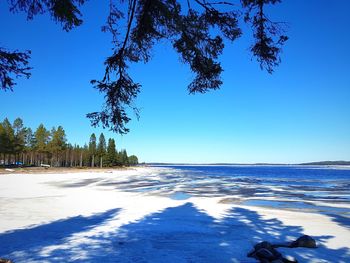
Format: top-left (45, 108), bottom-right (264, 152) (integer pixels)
top-left (0, 117), bottom-right (138, 167)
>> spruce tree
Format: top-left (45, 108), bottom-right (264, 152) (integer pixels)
top-left (121, 149), bottom-right (129, 166)
top-left (106, 138), bottom-right (117, 167)
top-left (97, 133), bottom-right (106, 168)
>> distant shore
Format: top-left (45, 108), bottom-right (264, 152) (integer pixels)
top-left (148, 161), bottom-right (350, 166)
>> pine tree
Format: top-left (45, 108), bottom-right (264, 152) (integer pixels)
top-left (0, 122), bottom-right (6, 165)
top-left (65, 143), bottom-right (73, 167)
top-left (24, 127), bottom-right (35, 165)
top-left (13, 118), bottom-right (27, 164)
top-left (82, 143), bottom-right (89, 166)
top-left (128, 155), bottom-right (138, 165)
top-left (34, 124), bottom-right (50, 165)
top-left (49, 126), bottom-right (67, 166)
top-left (3, 1), bottom-right (288, 134)
top-left (1, 118), bottom-right (15, 165)
top-left (88, 133), bottom-right (97, 167)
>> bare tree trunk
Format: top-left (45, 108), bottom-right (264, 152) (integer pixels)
top-left (80, 152), bottom-right (83, 167)
top-left (66, 150), bottom-right (69, 167)
top-left (100, 156), bottom-right (103, 168)
top-left (91, 155), bottom-right (95, 167)
top-left (70, 153), bottom-right (74, 167)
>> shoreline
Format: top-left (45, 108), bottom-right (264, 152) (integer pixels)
top-left (2, 163), bottom-right (350, 176)
top-left (0, 166), bottom-right (142, 175)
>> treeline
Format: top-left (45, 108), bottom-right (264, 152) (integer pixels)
top-left (300, 161), bottom-right (350, 166)
top-left (0, 117), bottom-right (138, 167)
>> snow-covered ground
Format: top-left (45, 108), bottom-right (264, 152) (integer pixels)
top-left (0, 167), bottom-right (349, 262)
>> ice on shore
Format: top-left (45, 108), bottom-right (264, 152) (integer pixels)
top-left (0, 167), bottom-right (349, 262)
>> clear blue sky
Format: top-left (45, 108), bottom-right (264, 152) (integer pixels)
top-left (1, 0), bottom-right (349, 163)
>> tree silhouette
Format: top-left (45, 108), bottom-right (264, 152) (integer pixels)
top-left (0, 48), bottom-right (31, 91)
top-left (2, 0), bottom-right (288, 133)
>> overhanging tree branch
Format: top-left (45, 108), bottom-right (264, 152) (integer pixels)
top-left (0, 48), bottom-right (32, 91)
top-left (3, 0), bottom-right (288, 134)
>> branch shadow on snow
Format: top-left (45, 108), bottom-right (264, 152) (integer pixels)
top-left (0, 204), bottom-right (349, 262)
top-left (47, 178), bottom-right (104, 188)
top-left (109, 204), bottom-right (350, 262)
top-left (0, 208), bottom-right (120, 262)
top-left (326, 213), bottom-right (350, 230)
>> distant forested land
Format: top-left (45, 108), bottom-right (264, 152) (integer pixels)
top-left (0, 117), bottom-right (138, 167)
top-left (300, 161), bottom-right (350, 166)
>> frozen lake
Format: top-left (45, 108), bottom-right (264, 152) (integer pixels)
top-left (0, 166), bottom-right (349, 262)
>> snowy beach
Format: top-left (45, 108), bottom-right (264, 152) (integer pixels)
top-left (0, 166), bottom-right (350, 262)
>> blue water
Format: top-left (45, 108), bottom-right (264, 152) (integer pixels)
top-left (170, 192), bottom-right (192, 200)
top-left (156, 165), bottom-right (350, 189)
top-left (160, 165), bottom-right (350, 180)
top-left (150, 165), bottom-right (350, 217)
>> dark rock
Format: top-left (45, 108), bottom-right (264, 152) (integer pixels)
top-left (0, 259), bottom-right (13, 263)
top-left (290, 235), bottom-right (317, 248)
top-left (248, 235), bottom-right (317, 262)
top-left (248, 241), bottom-right (282, 262)
top-left (255, 241), bottom-right (274, 251)
top-left (282, 256), bottom-right (298, 263)
top-left (256, 248), bottom-right (278, 260)
top-left (248, 241), bottom-right (273, 256)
